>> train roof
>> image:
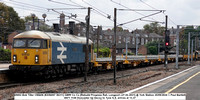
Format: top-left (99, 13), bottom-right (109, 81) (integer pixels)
top-left (14, 30), bottom-right (50, 39)
top-left (14, 30), bottom-right (93, 44)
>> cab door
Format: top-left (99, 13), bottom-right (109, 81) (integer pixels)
top-left (47, 40), bottom-right (52, 64)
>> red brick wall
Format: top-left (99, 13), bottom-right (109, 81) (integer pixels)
top-left (138, 45), bottom-right (147, 55)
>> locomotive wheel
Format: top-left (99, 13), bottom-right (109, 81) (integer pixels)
top-left (44, 68), bottom-right (50, 79)
top-left (52, 67), bottom-right (57, 78)
top-left (63, 65), bottom-right (67, 76)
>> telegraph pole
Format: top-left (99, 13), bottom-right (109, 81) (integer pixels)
top-left (158, 42), bottom-right (160, 54)
top-left (136, 36), bottom-right (138, 56)
top-left (97, 26), bottom-right (100, 58)
top-left (164, 15), bottom-right (168, 68)
top-left (113, 8), bottom-right (117, 84)
top-left (187, 32), bottom-right (190, 65)
top-left (126, 37), bottom-right (128, 57)
top-left (84, 7), bottom-right (90, 82)
top-left (175, 25), bottom-right (180, 69)
top-left (191, 39), bottom-right (193, 63)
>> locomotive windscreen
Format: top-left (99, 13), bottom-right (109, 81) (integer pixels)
top-left (13, 39), bottom-right (47, 49)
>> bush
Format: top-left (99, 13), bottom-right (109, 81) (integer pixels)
top-left (94, 47), bottom-right (110, 57)
top-left (123, 52), bottom-right (134, 55)
top-left (0, 48), bottom-right (11, 61)
top-left (148, 46), bottom-right (157, 55)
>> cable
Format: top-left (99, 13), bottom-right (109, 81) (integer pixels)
top-left (118, 11), bottom-right (162, 26)
top-left (110, 0), bottom-right (157, 22)
top-left (49, 9), bottom-right (85, 23)
top-left (68, 0), bottom-right (86, 8)
top-left (82, 0), bottom-right (111, 19)
top-left (140, 19), bottom-right (165, 24)
top-left (11, 6), bottom-right (56, 16)
top-left (140, 0), bottom-right (157, 10)
top-left (140, 0), bottom-right (177, 25)
top-left (9, 0), bottom-right (47, 9)
top-left (47, 8), bottom-right (87, 10)
top-left (3, 0), bottom-right (46, 11)
top-left (91, 9), bottom-right (112, 20)
top-left (48, 0), bottom-right (84, 8)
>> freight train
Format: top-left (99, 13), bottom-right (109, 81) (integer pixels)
top-left (9, 30), bottom-right (199, 78)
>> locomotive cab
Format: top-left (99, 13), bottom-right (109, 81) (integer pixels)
top-left (10, 31), bottom-right (52, 71)
top-left (12, 39), bottom-right (51, 65)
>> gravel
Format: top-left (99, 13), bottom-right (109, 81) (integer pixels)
top-left (0, 61), bottom-right (198, 99)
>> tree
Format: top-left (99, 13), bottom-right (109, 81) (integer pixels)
top-left (24, 15), bottom-right (38, 22)
top-left (143, 22), bottom-right (165, 36)
top-left (0, 3), bottom-right (25, 43)
top-left (112, 26), bottom-right (123, 32)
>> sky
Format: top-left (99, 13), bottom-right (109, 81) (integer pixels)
top-left (1, 0), bottom-right (200, 31)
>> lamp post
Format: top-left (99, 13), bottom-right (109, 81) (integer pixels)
top-left (31, 14), bottom-right (35, 30)
top-left (31, 14), bottom-right (47, 30)
top-left (42, 14), bottom-right (47, 23)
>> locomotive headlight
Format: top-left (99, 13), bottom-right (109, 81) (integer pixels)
top-left (35, 55), bottom-right (39, 63)
top-left (13, 55), bottom-right (17, 62)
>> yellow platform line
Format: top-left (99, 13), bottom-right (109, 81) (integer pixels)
top-left (165, 71), bottom-right (200, 94)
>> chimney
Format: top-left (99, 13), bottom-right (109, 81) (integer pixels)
top-left (53, 23), bottom-right (60, 32)
top-left (60, 13), bottom-right (65, 33)
top-left (69, 21), bottom-right (75, 35)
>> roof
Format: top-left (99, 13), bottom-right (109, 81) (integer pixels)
top-left (149, 33), bottom-right (163, 38)
top-left (102, 30), bottom-right (133, 36)
top-left (14, 30), bottom-right (50, 39)
top-left (14, 30), bottom-right (93, 44)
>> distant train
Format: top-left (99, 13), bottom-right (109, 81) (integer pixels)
top-left (9, 30), bottom-right (199, 78)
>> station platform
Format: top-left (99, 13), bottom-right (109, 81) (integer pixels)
top-left (124, 65), bottom-right (200, 100)
top-left (0, 64), bottom-right (10, 70)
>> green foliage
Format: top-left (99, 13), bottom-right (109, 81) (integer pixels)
top-left (148, 46), bottom-right (157, 55)
top-left (94, 46), bottom-right (110, 57)
top-left (39, 25), bottom-right (53, 32)
top-left (24, 15), bottom-right (38, 22)
top-left (143, 22), bottom-right (164, 36)
top-left (123, 52), bottom-right (134, 55)
top-left (112, 26), bottom-right (123, 32)
top-left (0, 48), bottom-right (11, 61)
top-left (145, 41), bottom-right (164, 55)
top-left (0, 2), bottom-right (25, 43)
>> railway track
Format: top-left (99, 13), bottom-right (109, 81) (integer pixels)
top-left (0, 59), bottom-right (192, 91)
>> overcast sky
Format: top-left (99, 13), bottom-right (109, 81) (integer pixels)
top-left (1, 0), bottom-right (200, 31)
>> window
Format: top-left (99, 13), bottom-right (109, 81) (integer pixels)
top-left (109, 35), bottom-right (112, 39)
top-left (118, 41), bottom-right (121, 43)
top-left (141, 38), bottom-right (144, 45)
top-left (119, 36), bottom-right (121, 39)
top-left (28, 39), bottom-right (41, 48)
top-left (146, 39), bottom-right (148, 44)
top-left (132, 37), bottom-right (135, 44)
top-left (13, 39), bottom-right (26, 48)
top-left (100, 35), bottom-right (102, 39)
top-left (43, 40), bottom-right (47, 49)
